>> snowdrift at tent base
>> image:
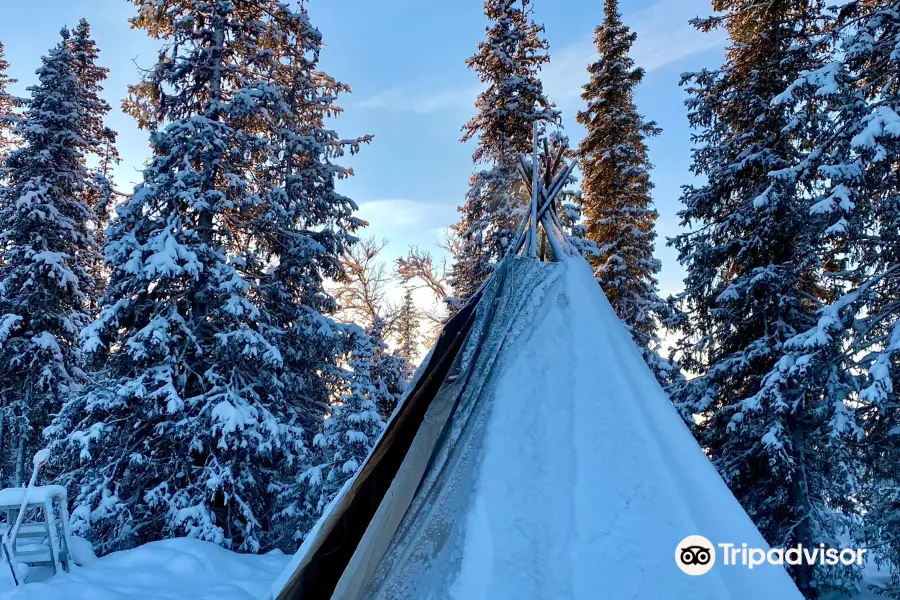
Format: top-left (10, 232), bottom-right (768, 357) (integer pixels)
top-left (0, 538), bottom-right (289, 600)
top-left (268, 254), bottom-right (805, 600)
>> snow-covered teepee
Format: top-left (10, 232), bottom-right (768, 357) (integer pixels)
top-left (269, 130), bottom-right (803, 600)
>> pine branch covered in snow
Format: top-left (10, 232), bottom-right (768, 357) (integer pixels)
top-left (0, 42), bottom-right (23, 176)
top-left (46, 0), bottom-right (369, 556)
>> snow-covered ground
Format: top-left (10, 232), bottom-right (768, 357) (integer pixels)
top-left (0, 538), bottom-right (290, 600)
top-left (0, 534), bottom-right (888, 599)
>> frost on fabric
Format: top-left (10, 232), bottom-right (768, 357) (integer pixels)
top-left (446, 259), bottom-right (803, 600)
top-left (285, 257), bottom-right (804, 600)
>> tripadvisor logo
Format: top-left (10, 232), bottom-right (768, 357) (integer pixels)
top-left (675, 535), bottom-right (716, 575)
top-left (675, 535), bottom-right (867, 576)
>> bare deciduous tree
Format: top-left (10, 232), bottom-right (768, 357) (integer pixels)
top-left (335, 237), bottom-right (392, 329)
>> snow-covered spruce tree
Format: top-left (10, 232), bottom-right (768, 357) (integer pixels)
top-left (576, 0), bottom-right (674, 385)
top-left (461, 0), bottom-right (557, 163)
top-left (669, 1), bottom-right (862, 596)
top-left (66, 19), bottom-right (120, 310)
top-left (0, 30), bottom-right (98, 487)
top-left (832, 6), bottom-right (900, 594)
top-left (393, 288), bottom-right (421, 366)
top-left (47, 0), bottom-right (367, 555)
top-left (772, 2), bottom-right (900, 594)
top-left (297, 326), bottom-right (385, 530)
top-left (847, 4), bottom-right (900, 587)
top-left (0, 41), bottom-right (22, 175)
top-left (739, 2), bottom-right (900, 594)
top-left (365, 318), bottom-right (409, 421)
top-left (450, 0), bottom-right (559, 306)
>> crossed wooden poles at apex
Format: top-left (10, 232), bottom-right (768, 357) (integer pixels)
top-left (508, 125), bottom-right (578, 262)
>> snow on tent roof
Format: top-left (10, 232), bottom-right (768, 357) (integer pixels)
top-left (268, 137), bottom-right (804, 600)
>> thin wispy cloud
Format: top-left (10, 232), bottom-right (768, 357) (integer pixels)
top-left (357, 199), bottom-right (458, 230)
top-left (358, 0), bottom-right (725, 114)
top-left (358, 84), bottom-right (480, 115)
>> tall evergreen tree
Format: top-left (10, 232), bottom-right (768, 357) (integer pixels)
top-left (394, 288), bottom-right (421, 366)
top-left (450, 0), bottom-right (558, 306)
top-left (364, 318), bottom-right (408, 421)
top-left (293, 325), bottom-right (385, 534)
top-left (0, 41), bottom-right (22, 172)
top-left (576, 0), bottom-right (672, 383)
top-left (669, 1), bottom-right (861, 596)
top-left (0, 30), bottom-right (99, 487)
top-left (65, 19), bottom-right (120, 308)
top-left (68, 19), bottom-right (120, 225)
top-left (769, 1), bottom-right (900, 595)
top-left (47, 0), bottom-right (367, 555)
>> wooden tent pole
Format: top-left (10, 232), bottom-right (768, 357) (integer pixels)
top-left (509, 160), bottom-right (578, 255)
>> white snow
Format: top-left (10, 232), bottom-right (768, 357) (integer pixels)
top-left (31, 449), bottom-right (51, 468)
top-left (450, 258), bottom-right (804, 599)
top-left (0, 538), bottom-right (290, 600)
top-left (0, 485), bottom-right (66, 506)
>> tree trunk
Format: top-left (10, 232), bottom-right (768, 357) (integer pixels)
top-left (0, 413), bottom-right (5, 485)
top-left (13, 434), bottom-right (25, 488)
top-left (197, 10), bottom-right (225, 248)
top-left (791, 422), bottom-right (816, 598)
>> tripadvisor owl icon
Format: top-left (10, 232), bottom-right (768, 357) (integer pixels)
top-left (676, 535), bottom-right (716, 575)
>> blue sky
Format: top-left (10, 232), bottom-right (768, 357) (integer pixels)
top-left (0, 0), bottom-right (725, 300)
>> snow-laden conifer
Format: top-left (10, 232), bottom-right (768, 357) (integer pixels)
top-left (393, 288), bottom-right (421, 366)
top-left (576, 0), bottom-right (673, 384)
top-left (669, 1), bottom-right (862, 595)
top-left (0, 30), bottom-right (98, 486)
top-left (68, 19), bottom-right (120, 227)
top-left (47, 0), bottom-right (368, 555)
top-left (762, 2), bottom-right (900, 594)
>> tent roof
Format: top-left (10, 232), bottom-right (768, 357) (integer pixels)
top-left (269, 256), bottom-right (803, 600)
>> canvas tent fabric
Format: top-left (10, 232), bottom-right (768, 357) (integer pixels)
top-left (269, 254), bottom-right (804, 600)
